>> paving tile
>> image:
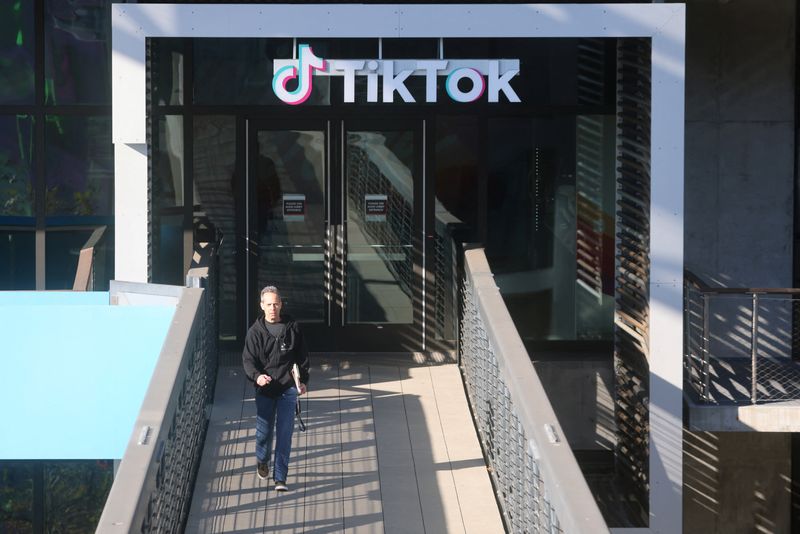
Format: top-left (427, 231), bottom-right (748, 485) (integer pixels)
top-left (187, 360), bottom-right (503, 534)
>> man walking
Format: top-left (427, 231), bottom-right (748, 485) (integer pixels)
top-left (242, 286), bottom-right (310, 491)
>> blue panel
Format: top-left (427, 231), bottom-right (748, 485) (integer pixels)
top-left (0, 303), bottom-right (174, 459)
top-left (0, 291), bottom-right (109, 306)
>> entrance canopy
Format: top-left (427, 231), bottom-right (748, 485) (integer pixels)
top-left (111, 4), bottom-right (685, 531)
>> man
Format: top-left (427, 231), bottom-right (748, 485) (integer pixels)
top-left (242, 286), bottom-right (309, 491)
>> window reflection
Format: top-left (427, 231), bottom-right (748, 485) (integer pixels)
top-left (45, 115), bottom-right (113, 217)
top-left (44, 0), bottom-right (110, 105)
top-left (0, 461), bottom-right (34, 531)
top-left (0, 115), bottom-right (34, 217)
top-left (45, 229), bottom-right (93, 289)
top-left (346, 130), bottom-right (415, 325)
top-left (150, 39), bottom-right (184, 106)
top-left (151, 115), bottom-right (184, 285)
top-left (486, 116), bottom-right (615, 343)
top-left (255, 129), bottom-right (326, 323)
top-left (0, 230), bottom-right (35, 290)
top-left (0, 1), bottom-right (35, 104)
top-left (44, 461), bottom-right (113, 532)
top-left (194, 116), bottom-right (237, 337)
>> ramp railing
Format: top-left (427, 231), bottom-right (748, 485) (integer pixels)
top-left (460, 248), bottom-right (609, 534)
top-left (95, 278), bottom-right (217, 534)
top-left (685, 270), bottom-right (800, 404)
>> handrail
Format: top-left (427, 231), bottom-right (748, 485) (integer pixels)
top-left (684, 269), bottom-right (800, 404)
top-left (96, 280), bottom-right (215, 533)
top-left (460, 248), bottom-right (609, 533)
top-left (685, 269), bottom-right (800, 295)
top-left (73, 226), bottom-right (107, 291)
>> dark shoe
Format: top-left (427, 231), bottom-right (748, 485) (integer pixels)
top-left (257, 462), bottom-right (268, 480)
top-left (274, 480), bottom-right (288, 492)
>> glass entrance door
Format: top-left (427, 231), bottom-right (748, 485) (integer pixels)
top-left (247, 118), bottom-right (423, 351)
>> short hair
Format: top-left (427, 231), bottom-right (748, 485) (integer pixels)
top-left (260, 286), bottom-right (281, 300)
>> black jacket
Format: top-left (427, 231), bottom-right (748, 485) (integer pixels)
top-left (242, 313), bottom-right (310, 397)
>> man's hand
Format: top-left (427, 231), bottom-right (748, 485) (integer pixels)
top-left (298, 383), bottom-right (307, 395)
top-left (256, 374), bottom-right (272, 387)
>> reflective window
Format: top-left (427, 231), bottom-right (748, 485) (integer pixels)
top-left (0, 461), bottom-right (34, 531)
top-left (150, 38), bottom-right (184, 106)
top-left (44, 461), bottom-right (113, 532)
top-left (0, 1), bottom-right (35, 104)
top-left (0, 115), bottom-right (34, 217)
top-left (432, 116), bottom-right (480, 343)
top-left (346, 129), bottom-right (415, 325)
top-left (194, 116), bottom-right (237, 337)
top-left (44, 0), bottom-right (110, 105)
top-left (151, 115), bottom-right (184, 285)
top-left (45, 115), bottom-right (113, 218)
top-left (486, 115), bottom-right (615, 343)
top-left (193, 38), bottom-right (293, 105)
top-left (255, 129), bottom-right (326, 323)
top-left (0, 230), bottom-right (35, 290)
top-left (46, 229), bottom-right (93, 289)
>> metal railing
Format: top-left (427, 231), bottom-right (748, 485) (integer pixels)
top-left (73, 226), bottom-right (108, 291)
top-left (460, 248), bottom-right (609, 534)
top-left (685, 270), bottom-right (800, 404)
top-left (96, 274), bottom-right (218, 533)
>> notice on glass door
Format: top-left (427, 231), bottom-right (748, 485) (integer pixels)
top-left (283, 194), bottom-right (306, 222)
top-left (365, 194), bottom-right (388, 222)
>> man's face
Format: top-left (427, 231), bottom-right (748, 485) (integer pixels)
top-left (261, 292), bottom-right (282, 323)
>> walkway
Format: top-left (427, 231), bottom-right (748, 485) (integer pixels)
top-left (186, 356), bottom-right (504, 533)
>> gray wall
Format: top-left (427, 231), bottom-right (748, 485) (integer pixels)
top-left (683, 1), bottom-right (796, 532)
top-left (684, 0), bottom-right (795, 288)
top-left (684, 432), bottom-right (791, 534)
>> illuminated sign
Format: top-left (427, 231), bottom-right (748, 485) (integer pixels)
top-left (273, 44), bottom-right (521, 105)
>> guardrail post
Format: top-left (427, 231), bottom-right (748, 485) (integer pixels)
top-left (702, 293), bottom-right (710, 402)
top-left (751, 293), bottom-right (759, 404)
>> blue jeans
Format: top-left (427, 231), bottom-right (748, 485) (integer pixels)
top-left (255, 387), bottom-right (297, 482)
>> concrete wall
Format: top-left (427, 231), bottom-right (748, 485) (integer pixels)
top-left (683, 1), bottom-right (796, 532)
top-left (684, 0), bottom-right (795, 289)
top-left (684, 432), bottom-right (791, 534)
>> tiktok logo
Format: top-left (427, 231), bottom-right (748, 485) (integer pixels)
top-left (272, 43), bottom-right (521, 105)
top-left (272, 44), bottom-right (326, 105)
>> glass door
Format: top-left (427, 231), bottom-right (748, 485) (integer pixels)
top-left (339, 119), bottom-right (423, 350)
top-left (247, 118), bottom-right (423, 352)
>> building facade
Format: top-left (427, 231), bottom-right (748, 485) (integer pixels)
top-left (0, 1), bottom-right (796, 533)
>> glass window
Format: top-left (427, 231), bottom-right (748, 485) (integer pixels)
top-left (194, 116), bottom-right (237, 338)
top-left (150, 38), bottom-right (184, 106)
top-left (432, 116), bottom-right (480, 344)
top-left (193, 38), bottom-right (293, 105)
top-left (0, 461), bottom-right (34, 531)
top-left (435, 116), bottom-right (479, 240)
top-left (44, 0), bottom-right (110, 105)
top-left (0, 230), bottom-right (35, 289)
top-left (151, 115), bottom-right (184, 285)
top-left (45, 115), bottom-right (113, 218)
top-left (0, 1), bottom-right (35, 104)
top-left (45, 229), bottom-right (93, 289)
top-left (486, 114), bottom-right (616, 344)
top-left (0, 115), bottom-right (34, 217)
top-left (44, 461), bottom-right (113, 532)
top-left (346, 129), bottom-right (415, 325)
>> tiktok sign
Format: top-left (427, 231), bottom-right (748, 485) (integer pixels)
top-left (272, 44), bottom-right (521, 105)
